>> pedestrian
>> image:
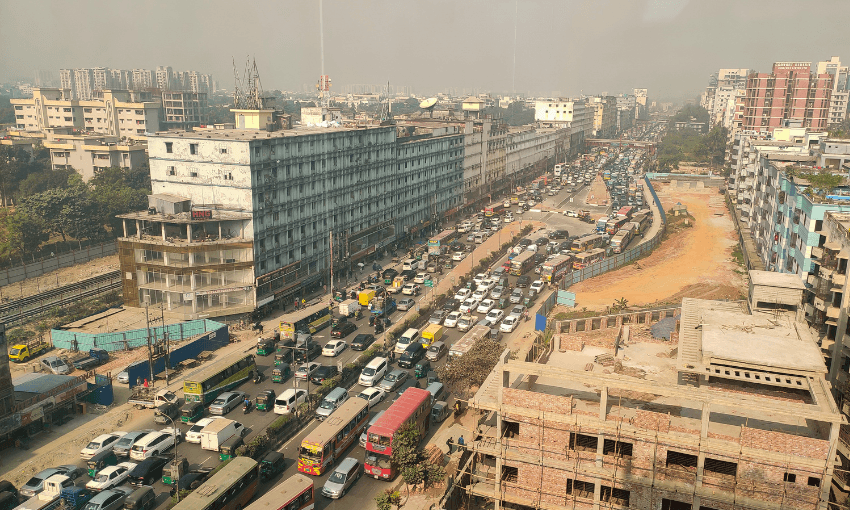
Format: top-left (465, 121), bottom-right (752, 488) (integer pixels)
top-left (294, 298), bottom-right (299, 310)
top-left (143, 378), bottom-right (149, 388)
top-left (446, 436), bottom-right (453, 454)
top-left (301, 298), bottom-right (306, 308)
top-left (458, 435), bottom-right (465, 447)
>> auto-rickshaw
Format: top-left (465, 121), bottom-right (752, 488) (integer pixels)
top-left (162, 457), bottom-right (188, 486)
top-left (498, 297), bottom-right (509, 310)
top-left (274, 352), bottom-right (290, 366)
top-left (259, 451), bottom-right (285, 482)
top-left (272, 365), bottom-right (292, 383)
top-left (219, 435), bottom-right (243, 461)
top-left (427, 371), bottom-right (439, 385)
top-left (87, 449), bottom-right (118, 477)
top-left (180, 401), bottom-right (204, 423)
top-left (257, 339), bottom-right (275, 356)
top-left (255, 389), bottom-right (275, 412)
top-left (414, 360), bottom-right (432, 379)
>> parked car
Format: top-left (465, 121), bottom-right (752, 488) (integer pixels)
top-left (323, 340), bottom-right (347, 357)
top-left (310, 365), bottom-right (339, 385)
top-left (208, 391), bottom-right (246, 415)
top-left (331, 321), bottom-right (356, 339)
top-left (41, 356), bottom-right (71, 375)
top-left (274, 388), bottom-right (308, 415)
top-left (295, 362), bottom-right (321, 380)
top-left (356, 387), bottom-right (385, 409)
top-left (80, 488), bottom-right (134, 510)
top-left (377, 370), bottom-right (409, 392)
top-left (81, 433), bottom-right (124, 460)
top-left (350, 334), bottom-right (376, 351)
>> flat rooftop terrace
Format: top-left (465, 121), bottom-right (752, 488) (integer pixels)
top-left (152, 124), bottom-right (388, 141)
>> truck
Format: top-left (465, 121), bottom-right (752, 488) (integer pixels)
top-left (370, 296), bottom-right (396, 316)
top-left (338, 299), bottom-right (361, 316)
top-left (358, 290), bottom-right (375, 307)
top-left (70, 349), bottom-right (109, 371)
top-left (199, 418), bottom-right (243, 451)
top-left (448, 325), bottom-right (490, 362)
top-left (9, 339), bottom-right (51, 363)
top-left (420, 324), bottom-right (445, 348)
top-left (13, 476), bottom-right (87, 510)
top-left (128, 388), bottom-right (179, 409)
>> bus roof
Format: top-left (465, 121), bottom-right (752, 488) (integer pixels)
top-left (245, 474), bottom-right (312, 510)
top-left (542, 254), bottom-right (571, 267)
top-left (574, 233), bottom-right (602, 243)
top-left (617, 206), bottom-right (634, 216)
top-left (184, 353), bottom-right (253, 386)
top-left (576, 248), bottom-right (606, 259)
top-left (368, 388), bottom-right (431, 439)
top-left (302, 397), bottom-right (368, 446)
top-left (429, 230), bottom-right (456, 243)
top-left (280, 301), bottom-right (330, 326)
top-left (511, 251), bottom-right (535, 263)
top-left (174, 457), bottom-right (258, 510)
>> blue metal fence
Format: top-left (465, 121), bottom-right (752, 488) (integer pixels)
top-left (51, 319), bottom-right (226, 352)
top-left (126, 326), bottom-right (230, 387)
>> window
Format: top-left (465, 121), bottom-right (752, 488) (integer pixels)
top-left (221, 148), bottom-right (227, 154)
top-left (808, 476), bottom-right (821, 487)
top-left (569, 433), bottom-right (598, 452)
top-left (784, 473), bottom-right (796, 483)
top-left (666, 451), bottom-right (698, 469)
top-left (703, 457), bottom-right (737, 477)
top-left (167, 166), bottom-right (175, 176)
top-left (165, 142), bottom-right (173, 153)
top-left (502, 420), bottom-right (519, 438)
top-left (190, 143), bottom-right (198, 155)
top-left (501, 466), bottom-right (518, 482)
top-left (603, 439), bottom-right (633, 458)
top-left (190, 172), bottom-right (198, 178)
top-left (601, 486), bottom-right (630, 507)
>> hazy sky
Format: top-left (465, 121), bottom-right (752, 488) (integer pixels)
top-left (2, 0), bottom-right (850, 100)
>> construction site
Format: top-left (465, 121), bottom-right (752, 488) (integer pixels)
top-left (457, 270), bottom-right (844, 510)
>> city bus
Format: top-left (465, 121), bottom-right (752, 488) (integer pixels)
top-left (428, 229), bottom-right (458, 256)
top-left (595, 216), bottom-right (608, 233)
top-left (610, 225), bottom-right (635, 254)
top-left (245, 473), bottom-right (314, 510)
top-left (554, 164), bottom-right (564, 177)
top-left (484, 203), bottom-right (505, 217)
top-left (279, 301), bottom-right (332, 341)
top-left (365, 387), bottom-right (431, 480)
top-left (183, 353), bottom-right (257, 404)
top-left (509, 251), bottom-right (536, 276)
top-left (172, 457), bottom-right (259, 510)
top-left (606, 216), bottom-right (629, 236)
top-left (573, 248), bottom-right (606, 269)
top-left (616, 206), bottom-right (635, 220)
top-left (571, 234), bottom-right (605, 253)
top-left (540, 254), bottom-right (573, 283)
top-left (631, 212), bottom-right (652, 235)
top-left (298, 397), bottom-right (370, 475)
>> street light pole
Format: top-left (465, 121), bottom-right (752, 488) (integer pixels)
top-left (157, 411), bottom-right (179, 502)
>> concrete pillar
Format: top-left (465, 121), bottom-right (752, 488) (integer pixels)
top-left (135, 220), bottom-right (142, 239)
top-left (696, 452), bottom-right (706, 488)
top-left (822, 422), bottom-right (842, 506)
top-left (599, 386), bottom-right (608, 421)
top-left (569, 320), bottom-right (577, 333)
top-left (161, 223), bottom-right (166, 241)
top-left (122, 219), bottom-right (128, 238)
top-left (218, 222), bottom-right (222, 239)
top-left (593, 482), bottom-right (602, 510)
top-left (166, 292), bottom-right (172, 311)
top-left (644, 312), bottom-right (652, 324)
top-left (584, 319), bottom-right (592, 332)
top-left (615, 315), bottom-right (623, 328)
top-left (163, 252), bottom-right (169, 266)
top-left (187, 223), bottom-right (193, 242)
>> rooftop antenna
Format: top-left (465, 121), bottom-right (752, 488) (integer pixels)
top-left (317, 0), bottom-right (331, 109)
top-left (232, 56), bottom-right (264, 110)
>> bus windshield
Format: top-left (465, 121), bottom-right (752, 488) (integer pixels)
top-left (299, 446), bottom-right (322, 461)
top-left (365, 451), bottom-right (392, 469)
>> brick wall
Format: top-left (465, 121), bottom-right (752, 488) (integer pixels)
top-left (503, 387), bottom-right (574, 414)
top-left (634, 409), bottom-right (671, 433)
top-left (557, 333), bottom-right (585, 352)
top-left (740, 426), bottom-right (830, 460)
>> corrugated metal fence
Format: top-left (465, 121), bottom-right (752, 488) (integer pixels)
top-left (0, 242), bottom-right (117, 287)
top-left (126, 326), bottom-right (231, 387)
top-left (51, 318), bottom-right (226, 352)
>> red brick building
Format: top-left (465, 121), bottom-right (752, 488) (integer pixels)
top-left (740, 62), bottom-right (834, 134)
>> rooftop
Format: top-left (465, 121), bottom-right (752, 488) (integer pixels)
top-left (13, 373), bottom-right (79, 398)
top-left (151, 124), bottom-right (388, 141)
top-left (117, 209), bottom-right (252, 224)
top-left (749, 269), bottom-right (807, 289)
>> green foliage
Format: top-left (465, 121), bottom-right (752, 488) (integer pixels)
top-left (798, 170), bottom-right (844, 192)
top-left (611, 297), bottom-right (629, 313)
top-left (0, 95), bottom-right (14, 125)
top-left (266, 413), bottom-right (295, 436)
top-left (390, 422), bottom-right (445, 492)
top-left (375, 489), bottom-right (402, 510)
top-left (669, 104), bottom-right (710, 126)
top-left (3, 210), bottom-right (48, 256)
top-left (656, 125), bottom-right (727, 170)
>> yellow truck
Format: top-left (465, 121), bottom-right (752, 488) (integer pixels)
top-left (420, 324), bottom-right (445, 348)
top-left (358, 289), bottom-right (375, 306)
top-left (9, 339), bottom-right (51, 363)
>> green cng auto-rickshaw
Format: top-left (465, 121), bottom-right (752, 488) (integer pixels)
top-left (255, 389), bottom-right (275, 411)
top-left (260, 451), bottom-right (285, 482)
top-left (257, 339), bottom-right (275, 356)
top-left (272, 365), bottom-right (291, 383)
top-left (219, 435), bottom-right (243, 461)
top-left (180, 401), bottom-right (204, 423)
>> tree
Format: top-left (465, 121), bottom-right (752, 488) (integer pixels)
top-left (2, 210), bottom-right (48, 257)
top-left (391, 422), bottom-right (446, 496)
top-left (23, 176), bottom-right (103, 243)
top-left (89, 166), bottom-right (150, 234)
top-left (374, 489), bottom-right (401, 510)
top-left (17, 167), bottom-right (75, 198)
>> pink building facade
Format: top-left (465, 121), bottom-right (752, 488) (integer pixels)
top-left (741, 62), bottom-right (833, 133)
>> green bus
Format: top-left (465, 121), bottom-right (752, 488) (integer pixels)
top-left (183, 353), bottom-right (257, 404)
top-left (172, 457), bottom-right (259, 510)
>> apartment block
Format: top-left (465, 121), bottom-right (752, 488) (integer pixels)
top-left (44, 131), bottom-right (147, 181)
top-left (742, 62), bottom-right (833, 134)
top-left (161, 91), bottom-right (208, 130)
top-left (131, 69), bottom-right (154, 90)
top-left (590, 96), bottom-right (617, 138)
top-left (117, 111), bottom-right (464, 319)
top-left (615, 94), bottom-right (636, 132)
top-left (534, 99), bottom-right (593, 153)
top-left (816, 57), bottom-right (849, 126)
top-left (465, 288), bottom-right (841, 510)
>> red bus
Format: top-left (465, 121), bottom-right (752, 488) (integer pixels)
top-left (484, 203), bottom-right (505, 217)
top-left (365, 388), bottom-right (431, 480)
top-left (606, 217), bottom-right (629, 235)
top-left (616, 206), bottom-right (635, 219)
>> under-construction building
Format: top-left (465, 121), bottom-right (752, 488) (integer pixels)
top-left (464, 273), bottom-right (844, 510)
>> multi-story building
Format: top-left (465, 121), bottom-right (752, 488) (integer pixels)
top-left (615, 94), bottom-right (635, 132)
top-left (742, 62), bottom-right (833, 134)
top-left (116, 110), bottom-right (464, 319)
top-left (43, 131), bottom-right (148, 181)
top-left (534, 99), bottom-right (592, 154)
top-left (589, 96), bottom-right (617, 138)
top-left (156, 66), bottom-right (174, 91)
top-left (73, 68), bottom-right (95, 100)
top-left (465, 286), bottom-right (841, 510)
top-left (59, 69), bottom-right (75, 99)
top-left (816, 57), bottom-right (849, 126)
top-left (11, 88), bottom-right (162, 140)
top-left (161, 91), bottom-right (208, 130)
top-left (633, 88), bottom-right (648, 119)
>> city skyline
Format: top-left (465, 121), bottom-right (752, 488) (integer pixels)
top-left (2, 0), bottom-right (850, 100)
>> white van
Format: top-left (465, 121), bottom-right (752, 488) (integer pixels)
top-left (359, 357), bottom-right (389, 387)
top-left (130, 431), bottom-right (177, 460)
top-left (402, 259), bottom-right (419, 271)
top-left (315, 388), bottom-right (349, 420)
top-left (394, 328), bottom-right (420, 355)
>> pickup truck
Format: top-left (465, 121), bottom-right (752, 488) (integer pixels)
top-left (128, 388), bottom-right (179, 409)
top-left (71, 349), bottom-right (109, 371)
top-left (9, 339), bottom-right (51, 363)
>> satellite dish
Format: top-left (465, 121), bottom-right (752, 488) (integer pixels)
top-left (419, 97), bottom-right (438, 118)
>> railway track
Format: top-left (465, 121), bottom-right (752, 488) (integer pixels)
top-left (0, 270), bottom-right (122, 326)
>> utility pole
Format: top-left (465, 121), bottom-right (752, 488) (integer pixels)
top-left (161, 305), bottom-right (169, 385)
top-left (144, 302), bottom-right (154, 387)
top-left (329, 230), bottom-right (334, 297)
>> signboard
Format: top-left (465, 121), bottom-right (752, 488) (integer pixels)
top-left (424, 280), bottom-right (433, 287)
top-left (557, 290), bottom-right (576, 307)
top-left (191, 210), bottom-right (212, 220)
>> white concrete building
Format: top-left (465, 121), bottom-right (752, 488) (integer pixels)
top-left (534, 99), bottom-right (592, 154)
top-left (817, 57), bottom-right (849, 126)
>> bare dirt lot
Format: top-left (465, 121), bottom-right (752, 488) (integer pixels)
top-left (0, 255), bottom-right (119, 301)
top-left (569, 182), bottom-right (745, 311)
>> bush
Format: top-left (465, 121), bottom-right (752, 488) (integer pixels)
top-left (266, 414), bottom-right (294, 437)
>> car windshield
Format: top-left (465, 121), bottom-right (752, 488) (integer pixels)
top-left (325, 343), bottom-right (334, 349)
top-left (85, 441), bottom-right (101, 450)
top-left (9, 348), bottom-right (20, 355)
top-left (328, 471), bottom-right (347, 484)
top-left (115, 437), bottom-right (133, 447)
top-left (94, 473), bottom-right (110, 482)
top-left (428, 346), bottom-right (440, 352)
top-left (319, 400), bottom-right (334, 409)
top-left (212, 399), bottom-right (225, 406)
top-left (362, 367), bottom-right (375, 376)
top-left (385, 373), bottom-right (398, 381)
top-left (25, 476), bottom-right (42, 486)
top-left (84, 503), bottom-right (101, 510)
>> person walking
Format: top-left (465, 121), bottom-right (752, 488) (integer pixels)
top-left (446, 436), bottom-right (453, 454)
top-left (457, 435), bottom-right (465, 448)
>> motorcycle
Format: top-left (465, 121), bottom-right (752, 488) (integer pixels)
top-left (369, 315), bottom-right (376, 327)
top-left (243, 401), bottom-right (252, 414)
top-left (253, 372), bottom-right (264, 384)
top-left (375, 321), bottom-right (385, 334)
top-left (354, 310), bottom-right (363, 321)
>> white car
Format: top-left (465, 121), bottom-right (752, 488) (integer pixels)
top-left (452, 251), bottom-right (465, 261)
top-left (500, 316), bottom-right (519, 333)
top-left (479, 279), bottom-right (496, 291)
top-left (564, 210), bottom-right (578, 217)
top-left (323, 339), bottom-right (347, 357)
top-left (459, 298), bottom-right (480, 313)
top-left (486, 309), bottom-right (505, 323)
top-left (454, 288), bottom-right (472, 301)
top-left (490, 286), bottom-right (505, 299)
top-left (129, 430), bottom-right (178, 461)
top-left (530, 280), bottom-right (545, 293)
top-left (295, 362), bottom-right (321, 380)
top-left (466, 233), bottom-right (476, 242)
top-left (402, 283), bottom-right (421, 296)
top-left (477, 299), bottom-right (495, 314)
top-left (186, 417), bottom-right (222, 444)
top-left (80, 433), bottom-right (125, 460)
top-left (473, 273), bottom-right (488, 286)
top-left (444, 312), bottom-right (461, 328)
top-left (86, 462), bottom-right (136, 491)
top-left (457, 315), bottom-right (476, 332)
top-left (504, 214), bottom-right (514, 223)
top-left (357, 387), bottom-right (386, 409)
top-left (274, 388), bottom-right (308, 414)
top-left (413, 273), bottom-right (427, 284)
top-left (471, 289), bottom-right (487, 301)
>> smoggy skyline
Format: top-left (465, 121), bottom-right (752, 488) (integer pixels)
top-left (2, 0), bottom-right (850, 101)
